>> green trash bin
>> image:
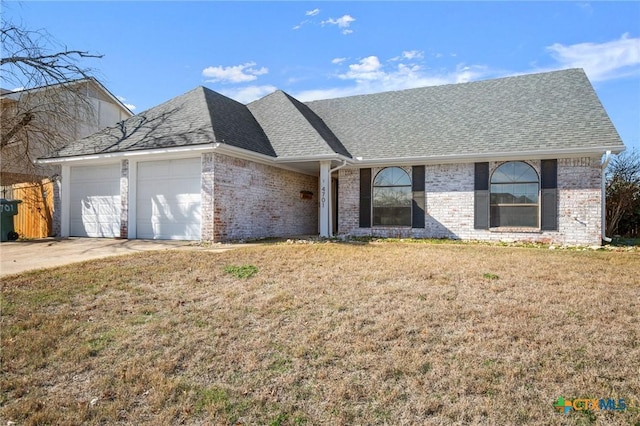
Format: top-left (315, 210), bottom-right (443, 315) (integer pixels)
top-left (1, 199), bottom-right (22, 242)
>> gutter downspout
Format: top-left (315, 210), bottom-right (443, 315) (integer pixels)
top-left (601, 151), bottom-right (612, 243)
top-left (328, 160), bottom-right (348, 237)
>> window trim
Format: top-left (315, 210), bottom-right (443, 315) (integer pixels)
top-left (489, 161), bottom-right (540, 229)
top-left (371, 166), bottom-right (412, 227)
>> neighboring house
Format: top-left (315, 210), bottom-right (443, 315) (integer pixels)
top-left (1, 78), bottom-right (132, 238)
top-left (39, 69), bottom-right (624, 245)
top-left (1, 78), bottom-right (133, 185)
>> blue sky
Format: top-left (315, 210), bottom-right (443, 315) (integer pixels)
top-left (4, 1), bottom-right (640, 151)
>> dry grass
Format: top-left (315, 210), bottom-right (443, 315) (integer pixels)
top-left (1, 241), bottom-right (639, 425)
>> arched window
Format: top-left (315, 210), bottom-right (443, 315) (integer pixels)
top-left (373, 167), bottom-right (412, 226)
top-left (490, 161), bottom-right (539, 227)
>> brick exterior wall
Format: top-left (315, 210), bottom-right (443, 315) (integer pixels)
top-left (201, 153), bottom-right (215, 240)
top-left (210, 153), bottom-right (318, 241)
top-left (338, 157), bottom-right (603, 245)
top-left (337, 168), bottom-right (360, 236)
top-left (555, 157), bottom-right (602, 244)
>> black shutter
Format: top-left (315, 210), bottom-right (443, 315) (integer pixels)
top-left (540, 159), bottom-right (558, 231)
top-left (412, 166), bottom-right (425, 228)
top-left (359, 168), bottom-right (371, 228)
top-left (474, 162), bottom-right (489, 229)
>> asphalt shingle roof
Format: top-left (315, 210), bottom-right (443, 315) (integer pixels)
top-left (48, 68), bottom-right (623, 161)
top-left (305, 68), bottom-right (624, 159)
top-left (247, 90), bottom-right (351, 158)
top-left (50, 86), bottom-right (275, 158)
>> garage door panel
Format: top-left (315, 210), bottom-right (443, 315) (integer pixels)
top-left (136, 158), bottom-right (201, 240)
top-left (141, 201), bottom-right (199, 222)
top-left (69, 164), bottom-right (121, 238)
top-left (137, 221), bottom-right (201, 241)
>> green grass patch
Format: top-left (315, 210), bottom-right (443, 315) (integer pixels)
top-left (85, 331), bottom-right (116, 357)
top-left (194, 386), bottom-right (229, 413)
top-left (268, 354), bottom-right (293, 373)
top-left (223, 264), bottom-right (259, 279)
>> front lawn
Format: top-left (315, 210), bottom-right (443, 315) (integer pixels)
top-left (1, 241), bottom-right (639, 425)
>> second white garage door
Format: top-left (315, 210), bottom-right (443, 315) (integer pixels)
top-left (136, 158), bottom-right (202, 240)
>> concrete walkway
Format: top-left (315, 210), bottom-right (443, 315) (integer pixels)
top-left (0, 238), bottom-right (246, 277)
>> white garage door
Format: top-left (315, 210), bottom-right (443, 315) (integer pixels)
top-left (136, 158), bottom-right (202, 240)
top-left (69, 164), bottom-right (121, 237)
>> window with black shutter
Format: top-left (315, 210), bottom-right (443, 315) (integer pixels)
top-left (412, 166), bottom-right (425, 228)
top-left (474, 162), bottom-right (489, 229)
top-left (373, 167), bottom-right (412, 226)
top-left (490, 161), bottom-right (539, 228)
top-left (540, 159), bottom-right (558, 230)
top-left (359, 168), bottom-right (371, 228)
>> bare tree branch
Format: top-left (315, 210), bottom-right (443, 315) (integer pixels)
top-left (606, 149), bottom-right (640, 237)
top-left (1, 19), bottom-right (103, 183)
top-left (1, 24), bottom-right (102, 86)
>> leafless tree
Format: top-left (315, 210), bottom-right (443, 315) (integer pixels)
top-left (1, 19), bottom-right (103, 183)
top-left (606, 149), bottom-right (640, 237)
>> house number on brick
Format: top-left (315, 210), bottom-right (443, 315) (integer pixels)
top-left (321, 179), bottom-right (326, 208)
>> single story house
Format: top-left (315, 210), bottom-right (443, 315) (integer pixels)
top-left (39, 68), bottom-right (625, 245)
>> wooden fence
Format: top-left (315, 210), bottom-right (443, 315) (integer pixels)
top-left (10, 179), bottom-right (54, 239)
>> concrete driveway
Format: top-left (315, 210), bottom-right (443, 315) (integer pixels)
top-left (0, 238), bottom-right (245, 277)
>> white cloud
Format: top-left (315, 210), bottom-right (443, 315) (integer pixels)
top-left (340, 56), bottom-right (385, 81)
top-left (546, 33), bottom-right (640, 81)
top-left (291, 35), bottom-right (640, 104)
top-left (202, 62), bottom-right (268, 83)
top-left (454, 64), bottom-right (489, 84)
top-left (117, 95), bottom-right (136, 111)
top-left (293, 20), bottom-right (310, 30)
top-left (391, 50), bottom-right (425, 62)
top-left (402, 50), bottom-right (424, 60)
top-left (219, 85), bottom-right (278, 104)
top-left (321, 14), bottom-right (355, 34)
top-left (322, 14), bottom-right (355, 28)
top-left (294, 9), bottom-right (320, 30)
top-left (295, 55), bottom-right (494, 102)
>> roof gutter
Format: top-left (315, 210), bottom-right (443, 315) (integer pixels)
top-left (212, 143), bottom-right (279, 164)
top-left (209, 144), bottom-right (352, 175)
top-left (37, 142), bottom-right (353, 175)
top-left (353, 145), bottom-right (627, 167)
top-left (330, 160), bottom-right (348, 174)
top-left (275, 153), bottom-right (354, 164)
top-left (37, 144), bottom-right (217, 165)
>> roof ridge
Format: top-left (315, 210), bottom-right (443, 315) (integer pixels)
top-left (247, 88), bottom-right (351, 158)
top-left (304, 68), bottom-right (587, 104)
